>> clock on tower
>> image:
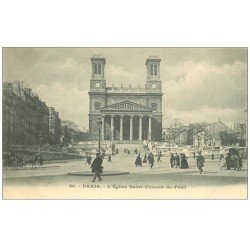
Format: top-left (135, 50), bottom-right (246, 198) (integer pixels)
top-left (145, 56), bottom-right (162, 93)
top-left (90, 56), bottom-right (106, 92)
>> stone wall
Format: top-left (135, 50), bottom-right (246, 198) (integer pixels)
top-left (2, 149), bottom-right (84, 166)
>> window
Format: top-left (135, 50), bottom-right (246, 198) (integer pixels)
top-left (94, 63), bottom-right (98, 75)
top-left (150, 64), bottom-right (154, 75)
top-left (94, 63), bottom-right (102, 75)
top-left (98, 63), bottom-right (102, 75)
top-left (154, 64), bottom-right (157, 76)
top-left (150, 64), bottom-right (158, 76)
top-left (151, 103), bottom-right (158, 112)
top-left (95, 102), bottom-right (101, 110)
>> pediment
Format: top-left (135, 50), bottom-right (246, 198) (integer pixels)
top-left (100, 100), bottom-right (152, 111)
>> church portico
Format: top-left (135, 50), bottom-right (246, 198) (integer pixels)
top-left (100, 107), bottom-right (153, 141)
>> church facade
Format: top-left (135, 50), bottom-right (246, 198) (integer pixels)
top-left (88, 56), bottom-right (163, 142)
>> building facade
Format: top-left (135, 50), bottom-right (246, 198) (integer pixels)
top-left (2, 81), bottom-right (50, 149)
top-left (88, 56), bottom-right (163, 141)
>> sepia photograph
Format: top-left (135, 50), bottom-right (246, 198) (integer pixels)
top-left (2, 47), bottom-right (248, 199)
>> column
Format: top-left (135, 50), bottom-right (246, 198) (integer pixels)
top-left (139, 115), bottom-right (143, 140)
top-left (130, 115), bottom-right (133, 141)
top-left (110, 115), bottom-right (114, 140)
top-left (120, 115), bottom-right (123, 141)
top-left (101, 115), bottom-right (105, 140)
top-left (148, 116), bottom-right (152, 141)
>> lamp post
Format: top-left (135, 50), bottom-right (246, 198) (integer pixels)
top-left (60, 134), bottom-right (65, 159)
top-left (97, 118), bottom-right (103, 154)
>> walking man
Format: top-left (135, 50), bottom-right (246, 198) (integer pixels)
top-left (197, 151), bottom-right (205, 174)
top-left (135, 153), bottom-right (142, 167)
top-left (170, 153), bottom-right (175, 168)
top-left (91, 153), bottom-right (104, 182)
top-left (85, 154), bottom-right (92, 165)
top-left (108, 153), bottom-right (112, 163)
top-left (175, 153), bottom-right (180, 168)
top-left (148, 153), bottom-right (155, 168)
top-left (157, 151), bottom-right (162, 163)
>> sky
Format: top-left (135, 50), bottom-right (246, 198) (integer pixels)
top-left (3, 48), bottom-right (248, 130)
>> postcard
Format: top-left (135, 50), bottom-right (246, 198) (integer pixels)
top-left (2, 47), bottom-right (248, 199)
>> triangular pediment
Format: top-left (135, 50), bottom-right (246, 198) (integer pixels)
top-left (100, 100), bottom-right (152, 111)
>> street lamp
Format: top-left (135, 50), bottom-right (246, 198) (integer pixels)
top-left (97, 118), bottom-right (103, 154)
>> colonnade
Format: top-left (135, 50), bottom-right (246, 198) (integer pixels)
top-left (101, 114), bottom-right (152, 141)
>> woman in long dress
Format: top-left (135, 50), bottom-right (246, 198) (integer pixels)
top-left (219, 155), bottom-right (226, 170)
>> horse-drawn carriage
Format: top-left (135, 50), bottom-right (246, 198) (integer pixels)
top-left (223, 148), bottom-right (243, 171)
top-left (5, 153), bottom-right (43, 170)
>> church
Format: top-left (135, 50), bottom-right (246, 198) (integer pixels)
top-left (88, 55), bottom-right (163, 142)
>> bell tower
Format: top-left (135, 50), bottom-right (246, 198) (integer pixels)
top-left (90, 55), bottom-right (106, 92)
top-left (145, 56), bottom-right (161, 92)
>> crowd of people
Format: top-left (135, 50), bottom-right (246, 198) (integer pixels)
top-left (133, 151), bottom-right (195, 170)
top-left (170, 153), bottom-right (190, 169)
top-left (135, 152), bottom-right (156, 168)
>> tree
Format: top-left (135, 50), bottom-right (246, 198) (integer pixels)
top-left (220, 131), bottom-right (238, 146)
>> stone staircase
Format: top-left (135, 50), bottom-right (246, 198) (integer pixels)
top-left (114, 143), bottom-right (145, 154)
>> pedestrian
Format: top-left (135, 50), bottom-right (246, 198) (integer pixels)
top-left (143, 153), bottom-right (147, 163)
top-left (196, 152), bottom-right (205, 174)
top-left (180, 154), bottom-right (189, 169)
top-left (233, 154), bottom-right (240, 171)
top-left (211, 153), bottom-right (214, 160)
top-left (170, 153), bottom-right (175, 168)
top-left (219, 155), bottom-right (226, 170)
top-left (193, 152), bottom-right (196, 159)
top-left (91, 153), bottom-right (104, 182)
top-left (238, 155), bottom-right (242, 171)
top-left (85, 154), bottom-right (89, 165)
top-left (231, 154), bottom-right (238, 170)
top-left (175, 153), bottom-right (180, 168)
top-left (157, 152), bottom-right (162, 163)
top-left (86, 154), bottom-right (92, 165)
top-left (135, 153), bottom-right (142, 167)
top-left (108, 153), bottom-right (112, 163)
top-left (225, 153), bottom-right (230, 170)
top-left (148, 153), bottom-right (154, 168)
